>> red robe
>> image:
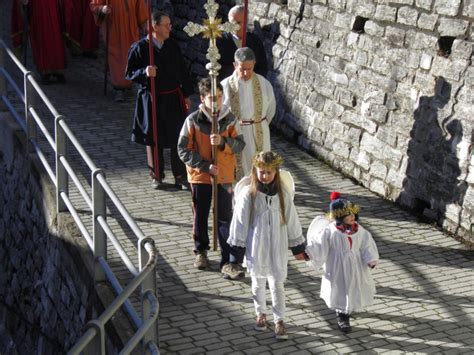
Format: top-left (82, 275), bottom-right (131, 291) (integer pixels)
top-left (63, 0), bottom-right (99, 52)
top-left (10, 0), bottom-right (26, 49)
top-left (90, 0), bottom-right (147, 88)
top-left (28, 0), bottom-right (66, 72)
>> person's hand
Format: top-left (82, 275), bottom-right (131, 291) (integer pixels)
top-left (368, 261), bottom-right (377, 269)
top-left (210, 133), bottom-right (221, 146)
top-left (209, 164), bottom-right (219, 176)
top-left (146, 65), bottom-right (156, 77)
top-left (102, 5), bottom-right (111, 14)
top-left (185, 97), bottom-right (192, 111)
top-left (294, 252), bottom-right (309, 261)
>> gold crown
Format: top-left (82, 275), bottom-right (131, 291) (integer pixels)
top-left (327, 203), bottom-right (360, 220)
top-left (252, 152), bottom-right (284, 169)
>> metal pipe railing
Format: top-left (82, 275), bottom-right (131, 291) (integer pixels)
top-left (0, 39), bottom-right (159, 354)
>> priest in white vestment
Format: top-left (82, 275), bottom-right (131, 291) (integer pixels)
top-left (221, 47), bottom-right (276, 179)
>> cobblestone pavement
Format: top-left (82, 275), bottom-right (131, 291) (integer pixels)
top-left (1, 6), bottom-right (473, 353)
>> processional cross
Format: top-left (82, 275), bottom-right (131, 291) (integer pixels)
top-left (183, 0), bottom-right (239, 251)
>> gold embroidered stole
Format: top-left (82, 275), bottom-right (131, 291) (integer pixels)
top-left (228, 73), bottom-right (264, 179)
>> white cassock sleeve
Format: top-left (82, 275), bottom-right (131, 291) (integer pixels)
top-left (227, 187), bottom-right (252, 248)
top-left (305, 216), bottom-right (331, 271)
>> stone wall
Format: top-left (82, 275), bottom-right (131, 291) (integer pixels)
top-left (0, 115), bottom-right (95, 353)
top-left (172, 0), bottom-right (473, 242)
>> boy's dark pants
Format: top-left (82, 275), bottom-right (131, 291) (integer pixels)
top-left (191, 183), bottom-right (232, 268)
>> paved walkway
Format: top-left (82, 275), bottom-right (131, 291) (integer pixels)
top-left (1, 7), bottom-right (473, 353)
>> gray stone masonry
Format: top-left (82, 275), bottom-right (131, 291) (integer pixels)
top-left (1, 0), bottom-right (473, 353)
top-left (173, 0), bottom-right (473, 243)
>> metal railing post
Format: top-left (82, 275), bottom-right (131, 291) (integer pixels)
top-left (93, 169), bottom-right (107, 282)
top-left (55, 116), bottom-right (68, 212)
top-left (24, 71), bottom-right (37, 145)
top-left (139, 238), bottom-right (159, 348)
top-left (84, 321), bottom-right (105, 355)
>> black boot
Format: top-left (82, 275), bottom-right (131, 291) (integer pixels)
top-left (336, 312), bottom-right (352, 333)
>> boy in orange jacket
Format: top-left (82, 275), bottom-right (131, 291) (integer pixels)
top-left (177, 77), bottom-right (245, 274)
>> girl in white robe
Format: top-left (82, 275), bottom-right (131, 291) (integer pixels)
top-left (228, 151), bottom-right (306, 340)
top-left (306, 192), bottom-right (379, 333)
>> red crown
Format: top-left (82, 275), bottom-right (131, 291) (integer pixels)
top-left (330, 191), bottom-right (341, 201)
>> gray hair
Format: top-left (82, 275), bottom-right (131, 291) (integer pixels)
top-left (234, 47), bottom-right (256, 63)
top-left (229, 5), bottom-right (244, 19)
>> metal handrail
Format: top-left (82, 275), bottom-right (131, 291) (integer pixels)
top-left (0, 39), bottom-right (159, 353)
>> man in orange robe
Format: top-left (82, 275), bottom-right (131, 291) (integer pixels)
top-left (90, 0), bottom-right (147, 101)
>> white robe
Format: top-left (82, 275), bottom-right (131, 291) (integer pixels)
top-left (306, 217), bottom-right (379, 313)
top-left (221, 74), bottom-right (276, 176)
top-left (228, 186), bottom-right (304, 281)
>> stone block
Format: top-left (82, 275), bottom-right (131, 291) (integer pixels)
top-left (431, 56), bottom-right (469, 81)
top-left (463, 2), bottom-right (474, 16)
top-left (288, 0), bottom-right (304, 13)
top-left (350, 149), bottom-right (371, 170)
top-left (374, 5), bottom-right (397, 22)
top-left (335, 87), bottom-right (356, 107)
top-left (370, 161), bottom-right (388, 180)
top-left (420, 53), bottom-right (433, 69)
top-left (438, 18), bottom-right (469, 37)
top-left (451, 40), bottom-right (473, 60)
top-left (415, 0), bottom-right (433, 10)
top-left (434, 0), bottom-right (461, 16)
top-left (324, 100), bottom-right (345, 118)
top-left (387, 168), bottom-right (406, 189)
top-left (349, 2), bottom-right (376, 17)
top-left (312, 4), bottom-right (329, 20)
top-left (334, 12), bottom-right (353, 29)
top-left (386, 26), bottom-right (406, 47)
top-left (332, 140), bottom-right (351, 158)
top-left (376, 126), bottom-right (397, 146)
top-left (405, 30), bottom-right (438, 49)
top-left (365, 20), bottom-right (385, 37)
top-left (328, 0), bottom-right (346, 11)
top-left (398, 6), bottom-right (419, 26)
top-left (370, 178), bottom-right (387, 195)
top-left (371, 56), bottom-right (391, 75)
top-left (342, 111), bottom-right (377, 134)
top-left (417, 12), bottom-right (438, 31)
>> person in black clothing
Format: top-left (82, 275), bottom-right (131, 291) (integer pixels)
top-left (217, 5), bottom-right (268, 81)
top-left (125, 10), bottom-right (194, 190)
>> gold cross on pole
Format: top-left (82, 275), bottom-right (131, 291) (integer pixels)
top-left (183, 1), bottom-right (239, 251)
top-left (183, 0), bottom-right (239, 78)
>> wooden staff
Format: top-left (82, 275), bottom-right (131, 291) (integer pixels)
top-left (147, 0), bottom-right (160, 181)
top-left (242, 0), bottom-right (248, 47)
top-left (210, 38), bottom-right (219, 251)
top-left (103, 0), bottom-right (110, 96)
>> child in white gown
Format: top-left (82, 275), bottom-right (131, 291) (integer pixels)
top-left (306, 192), bottom-right (379, 333)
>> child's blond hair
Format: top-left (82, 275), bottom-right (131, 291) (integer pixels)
top-left (249, 151), bottom-right (287, 225)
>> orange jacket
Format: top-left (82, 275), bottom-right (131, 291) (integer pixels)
top-left (177, 106), bottom-right (245, 185)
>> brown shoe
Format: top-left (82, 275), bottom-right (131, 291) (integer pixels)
top-left (274, 320), bottom-right (288, 340)
top-left (255, 313), bottom-right (267, 331)
top-left (193, 251), bottom-right (209, 270)
top-left (221, 263), bottom-right (245, 280)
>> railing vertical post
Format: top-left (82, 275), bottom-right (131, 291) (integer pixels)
top-left (55, 116), bottom-right (68, 212)
top-left (139, 238), bottom-right (159, 349)
top-left (92, 169), bottom-right (107, 282)
top-left (24, 71), bottom-right (37, 144)
top-left (83, 321), bottom-right (105, 355)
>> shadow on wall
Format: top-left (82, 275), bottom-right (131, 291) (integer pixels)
top-left (398, 76), bottom-right (467, 230)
